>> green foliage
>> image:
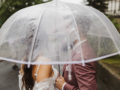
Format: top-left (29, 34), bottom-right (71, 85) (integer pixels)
top-left (108, 16), bottom-right (120, 32)
top-left (111, 19), bottom-right (120, 32)
top-left (87, 0), bottom-right (108, 13)
top-left (101, 55), bottom-right (120, 65)
top-left (0, 0), bottom-right (51, 27)
top-left (100, 55), bottom-right (120, 76)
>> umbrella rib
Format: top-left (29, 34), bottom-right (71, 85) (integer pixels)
top-left (28, 8), bottom-right (45, 67)
top-left (62, 2), bottom-right (85, 66)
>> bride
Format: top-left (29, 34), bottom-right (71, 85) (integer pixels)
top-left (18, 56), bottom-right (59, 90)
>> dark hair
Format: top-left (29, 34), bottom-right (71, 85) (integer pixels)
top-left (22, 65), bottom-right (35, 90)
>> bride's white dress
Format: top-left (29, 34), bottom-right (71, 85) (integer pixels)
top-left (18, 67), bottom-right (58, 90)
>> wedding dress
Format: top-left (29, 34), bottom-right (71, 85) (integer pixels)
top-left (18, 66), bottom-right (58, 90)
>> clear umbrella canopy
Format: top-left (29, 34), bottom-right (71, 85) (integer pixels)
top-left (0, 0), bottom-right (120, 65)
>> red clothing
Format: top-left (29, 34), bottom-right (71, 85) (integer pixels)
top-left (63, 40), bottom-right (97, 90)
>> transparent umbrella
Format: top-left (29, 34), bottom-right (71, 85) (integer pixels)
top-left (0, 0), bottom-right (120, 67)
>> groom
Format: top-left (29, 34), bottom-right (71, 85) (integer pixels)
top-left (55, 39), bottom-right (97, 90)
top-left (55, 62), bottom-right (97, 90)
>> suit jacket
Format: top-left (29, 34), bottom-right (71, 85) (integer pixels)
top-left (63, 40), bottom-right (97, 90)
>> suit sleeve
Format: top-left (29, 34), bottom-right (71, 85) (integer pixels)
top-left (63, 41), bottom-right (97, 90)
top-left (64, 83), bottom-right (79, 90)
top-left (63, 63), bottom-right (97, 90)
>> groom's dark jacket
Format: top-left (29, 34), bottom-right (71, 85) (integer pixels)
top-left (63, 40), bottom-right (97, 90)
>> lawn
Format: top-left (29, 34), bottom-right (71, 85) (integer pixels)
top-left (100, 17), bottom-right (120, 78)
top-left (100, 55), bottom-right (120, 78)
top-left (111, 17), bottom-right (120, 32)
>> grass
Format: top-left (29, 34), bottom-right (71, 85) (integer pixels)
top-left (100, 55), bottom-right (120, 77)
top-left (110, 17), bottom-right (120, 32)
top-left (100, 56), bottom-right (120, 66)
top-left (101, 17), bottom-right (120, 77)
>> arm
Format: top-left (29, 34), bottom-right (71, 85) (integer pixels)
top-left (56, 76), bottom-right (80, 90)
top-left (63, 83), bottom-right (79, 90)
top-left (56, 63), bottom-right (97, 90)
top-left (64, 63), bottom-right (97, 90)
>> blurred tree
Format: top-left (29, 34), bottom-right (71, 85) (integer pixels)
top-left (0, 0), bottom-right (51, 27)
top-left (87, 0), bottom-right (108, 13)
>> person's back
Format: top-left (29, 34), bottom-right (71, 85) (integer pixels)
top-left (18, 56), bottom-right (58, 90)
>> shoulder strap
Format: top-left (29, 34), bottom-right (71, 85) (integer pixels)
top-left (34, 65), bottom-right (41, 78)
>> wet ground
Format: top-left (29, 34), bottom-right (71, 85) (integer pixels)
top-left (0, 61), bottom-right (19, 90)
top-left (96, 62), bottom-right (120, 90)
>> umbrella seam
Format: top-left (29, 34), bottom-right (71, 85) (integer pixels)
top-left (62, 2), bottom-right (85, 66)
